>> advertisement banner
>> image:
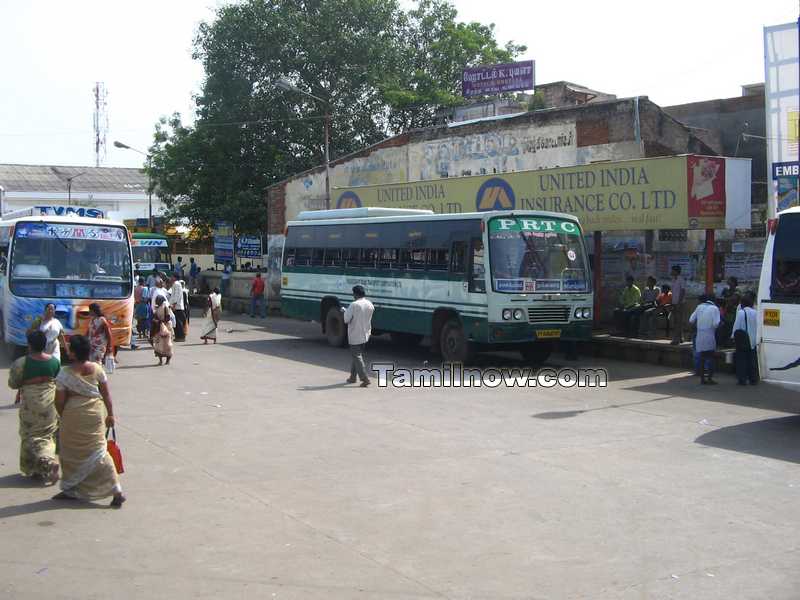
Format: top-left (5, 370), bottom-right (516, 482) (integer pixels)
top-left (333, 155), bottom-right (748, 232)
top-left (687, 155), bottom-right (725, 228)
top-left (236, 235), bottom-right (262, 259)
top-left (772, 161), bottom-right (799, 211)
top-left (334, 156), bottom-right (690, 231)
top-left (213, 221), bottom-right (234, 264)
top-left (765, 22), bottom-right (800, 215)
top-left (462, 60), bottom-right (534, 98)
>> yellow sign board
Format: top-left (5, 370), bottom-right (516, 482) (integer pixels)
top-left (535, 329), bottom-right (562, 339)
top-left (334, 155), bottom-right (726, 232)
top-left (763, 308), bottom-right (780, 327)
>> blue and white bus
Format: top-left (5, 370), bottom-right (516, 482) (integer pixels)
top-left (281, 208), bottom-right (593, 363)
top-left (0, 209), bottom-right (134, 358)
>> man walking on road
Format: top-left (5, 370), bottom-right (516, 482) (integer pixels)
top-left (669, 265), bottom-right (687, 345)
top-left (343, 285), bottom-right (374, 387)
top-left (250, 273), bottom-right (266, 318)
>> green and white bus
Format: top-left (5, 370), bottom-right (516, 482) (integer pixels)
top-left (131, 232), bottom-right (171, 279)
top-left (281, 208), bottom-right (593, 363)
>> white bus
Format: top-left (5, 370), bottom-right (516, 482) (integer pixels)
top-left (280, 208), bottom-right (593, 363)
top-left (758, 206), bottom-right (800, 389)
top-left (0, 209), bottom-right (134, 358)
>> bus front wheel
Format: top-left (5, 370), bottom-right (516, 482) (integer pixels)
top-left (324, 306), bottom-right (348, 348)
top-left (520, 342), bottom-right (553, 365)
top-left (440, 319), bottom-right (473, 363)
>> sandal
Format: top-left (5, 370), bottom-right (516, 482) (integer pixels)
top-left (52, 491), bottom-right (76, 501)
top-left (110, 494), bottom-right (126, 508)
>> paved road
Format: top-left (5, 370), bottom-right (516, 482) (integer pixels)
top-left (1, 314), bottom-right (799, 599)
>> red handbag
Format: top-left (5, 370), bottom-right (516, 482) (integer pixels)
top-left (106, 427), bottom-right (125, 474)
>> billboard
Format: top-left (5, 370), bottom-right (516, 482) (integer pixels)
top-left (213, 221), bottom-right (234, 264)
top-left (236, 234), bottom-right (262, 259)
top-left (462, 60), bottom-right (534, 98)
top-left (765, 22), bottom-right (800, 215)
top-left (333, 155), bottom-right (751, 232)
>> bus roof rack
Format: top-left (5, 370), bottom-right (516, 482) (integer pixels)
top-left (296, 207), bottom-right (434, 220)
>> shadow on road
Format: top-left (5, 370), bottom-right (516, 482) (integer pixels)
top-left (695, 415), bottom-right (800, 464)
top-left (0, 498), bottom-right (105, 519)
top-left (625, 376), bottom-right (800, 415)
top-left (531, 396), bottom-right (675, 420)
top-left (0, 473), bottom-right (49, 489)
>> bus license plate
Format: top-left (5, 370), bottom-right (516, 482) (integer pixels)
top-left (536, 329), bottom-right (561, 339)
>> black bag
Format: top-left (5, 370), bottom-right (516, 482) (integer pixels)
top-left (733, 310), bottom-right (751, 352)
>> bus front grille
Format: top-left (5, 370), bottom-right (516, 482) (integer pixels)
top-left (528, 306), bottom-right (570, 323)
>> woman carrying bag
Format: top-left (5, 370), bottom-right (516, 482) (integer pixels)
top-left (731, 292), bottom-right (758, 386)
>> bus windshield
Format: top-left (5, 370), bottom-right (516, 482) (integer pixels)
top-left (10, 221), bottom-right (132, 299)
top-left (772, 212), bottom-right (800, 302)
top-left (488, 216), bottom-right (589, 293)
top-left (133, 245), bottom-right (171, 265)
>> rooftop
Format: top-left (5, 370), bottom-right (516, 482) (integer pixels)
top-left (0, 163), bottom-right (147, 194)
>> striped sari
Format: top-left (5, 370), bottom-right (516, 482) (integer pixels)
top-left (56, 365), bottom-right (121, 500)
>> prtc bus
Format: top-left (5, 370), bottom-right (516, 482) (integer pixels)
top-left (0, 209), bottom-right (134, 357)
top-left (758, 206), bottom-right (800, 389)
top-left (280, 208), bottom-right (593, 363)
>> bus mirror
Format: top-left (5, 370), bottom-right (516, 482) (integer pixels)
top-left (768, 218), bottom-right (778, 235)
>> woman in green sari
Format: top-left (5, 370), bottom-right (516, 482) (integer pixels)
top-left (8, 330), bottom-right (61, 483)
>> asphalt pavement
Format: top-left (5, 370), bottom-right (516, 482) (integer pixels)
top-left (1, 313), bottom-right (799, 599)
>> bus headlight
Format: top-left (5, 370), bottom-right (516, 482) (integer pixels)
top-left (502, 308), bottom-right (512, 321)
top-left (513, 309), bottom-right (525, 321)
top-left (582, 307), bottom-right (592, 319)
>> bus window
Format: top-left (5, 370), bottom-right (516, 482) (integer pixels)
top-left (772, 213), bottom-right (800, 301)
top-left (324, 248), bottom-right (342, 267)
top-left (450, 241), bottom-right (466, 274)
top-left (379, 249), bottom-right (398, 270)
top-left (469, 237), bottom-right (486, 293)
top-left (428, 248), bottom-right (449, 271)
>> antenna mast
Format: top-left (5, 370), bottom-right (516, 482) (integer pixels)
top-left (93, 82), bottom-right (109, 167)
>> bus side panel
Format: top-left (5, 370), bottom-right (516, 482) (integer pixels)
top-left (759, 302), bottom-right (800, 388)
top-left (371, 305), bottom-right (432, 337)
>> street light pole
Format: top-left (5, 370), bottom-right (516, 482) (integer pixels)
top-left (276, 77), bottom-right (332, 210)
top-left (66, 172), bottom-right (86, 203)
top-left (113, 140), bottom-right (153, 230)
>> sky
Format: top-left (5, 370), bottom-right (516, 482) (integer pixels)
top-left (0, 0), bottom-right (797, 170)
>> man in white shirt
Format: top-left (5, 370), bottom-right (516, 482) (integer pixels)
top-left (689, 294), bottom-right (721, 384)
top-left (669, 265), bottom-right (687, 345)
top-left (343, 285), bottom-right (374, 387)
top-left (169, 276), bottom-right (187, 341)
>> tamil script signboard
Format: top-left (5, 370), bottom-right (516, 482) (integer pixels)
top-left (236, 235), bottom-right (262, 259)
top-left (333, 155), bottom-right (751, 232)
top-left (764, 22), bottom-right (799, 215)
top-left (213, 221), bottom-right (234, 264)
top-left (462, 60), bottom-right (534, 98)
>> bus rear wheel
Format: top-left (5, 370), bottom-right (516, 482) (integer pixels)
top-left (390, 332), bottom-right (422, 347)
top-left (440, 319), bottom-right (473, 363)
top-left (324, 306), bottom-right (348, 347)
top-left (520, 342), bottom-right (553, 365)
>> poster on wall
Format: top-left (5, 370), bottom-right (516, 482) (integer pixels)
top-left (765, 22), bottom-right (800, 215)
top-left (266, 234), bottom-right (285, 300)
top-left (213, 221), bottom-right (234, 264)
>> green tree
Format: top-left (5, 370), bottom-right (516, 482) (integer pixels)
top-left (148, 0), bottom-right (524, 232)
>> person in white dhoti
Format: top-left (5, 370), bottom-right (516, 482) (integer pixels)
top-left (689, 295), bottom-right (721, 385)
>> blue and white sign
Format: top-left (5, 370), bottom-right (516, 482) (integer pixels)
top-left (34, 205), bottom-right (105, 218)
top-left (213, 221), bottom-right (235, 264)
top-left (237, 235), bottom-right (262, 259)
